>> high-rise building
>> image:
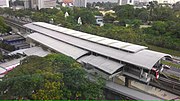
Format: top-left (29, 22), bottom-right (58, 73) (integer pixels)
top-left (24, 0), bottom-right (31, 9)
top-left (0, 0), bottom-right (9, 7)
top-left (118, 0), bottom-right (135, 5)
top-left (73, 0), bottom-right (87, 7)
top-left (31, 0), bottom-right (56, 9)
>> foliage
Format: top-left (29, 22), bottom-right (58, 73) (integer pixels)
top-left (73, 7), bottom-right (96, 24)
top-left (104, 13), bottom-right (115, 23)
top-left (113, 5), bottom-right (135, 19)
top-left (0, 54), bottom-right (105, 100)
top-left (0, 17), bottom-right (11, 33)
top-left (173, 1), bottom-right (180, 11)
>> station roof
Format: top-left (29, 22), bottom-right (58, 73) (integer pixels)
top-left (24, 22), bottom-right (171, 70)
top-left (8, 47), bottom-right (50, 57)
top-left (78, 55), bottom-right (124, 74)
top-left (28, 33), bottom-right (89, 60)
top-left (31, 22), bottom-right (148, 53)
top-left (0, 58), bottom-right (24, 69)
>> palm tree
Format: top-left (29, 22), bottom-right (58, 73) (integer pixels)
top-left (147, 1), bottom-right (158, 21)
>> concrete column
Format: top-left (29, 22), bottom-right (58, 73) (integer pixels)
top-left (125, 77), bottom-right (130, 87)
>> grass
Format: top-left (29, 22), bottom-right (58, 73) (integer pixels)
top-left (162, 72), bottom-right (180, 81)
top-left (146, 44), bottom-right (180, 57)
top-left (162, 60), bottom-right (180, 68)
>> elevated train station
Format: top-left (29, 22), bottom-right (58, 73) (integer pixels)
top-left (23, 22), bottom-right (172, 100)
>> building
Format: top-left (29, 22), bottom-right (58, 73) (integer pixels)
top-left (118, 0), bottom-right (135, 5)
top-left (63, 0), bottom-right (73, 3)
top-left (23, 22), bottom-right (173, 100)
top-left (1, 34), bottom-right (30, 49)
top-left (149, 0), bottom-right (180, 4)
top-left (24, 0), bottom-right (31, 9)
top-left (24, 22), bottom-right (171, 83)
top-left (31, 0), bottom-right (56, 9)
top-left (73, 0), bottom-right (87, 7)
top-left (0, 0), bottom-right (9, 7)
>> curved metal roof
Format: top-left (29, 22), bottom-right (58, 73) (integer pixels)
top-left (28, 33), bottom-right (89, 60)
top-left (24, 22), bottom-right (171, 70)
top-left (78, 55), bottom-right (124, 74)
top-left (32, 22), bottom-right (148, 53)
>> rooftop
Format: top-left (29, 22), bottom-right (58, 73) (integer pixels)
top-left (24, 22), bottom-right (171, 71)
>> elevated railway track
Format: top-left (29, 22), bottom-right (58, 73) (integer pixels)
top-left (150, 76), bottom-right (180, 96)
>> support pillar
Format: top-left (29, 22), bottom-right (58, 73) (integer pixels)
top-left (125, 77), bottom-right (130, 87)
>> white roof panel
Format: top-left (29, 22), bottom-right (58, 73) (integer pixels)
top-left (87, 36), bottom-right (106, 42)
top-left (78, 55), bottom-right (124, 74)
top-left (78, 34), bottom-right (96, 39)
top-left (122, 45), bottom-right (148, 53)
top-left (34, 22), bottom-right (68, 32)
top-left (64, 30), bottom-right (79, 35)
top-left (28, 33), bottom-right (89, 59)
top-left (23, 47), bottom-right (50, 57)
top-left (98, 38), bottom-right (119, 45)
top-left (109, 42), bottom-right (132, 49)
top-left (71, 32), bottom-right (87, 37)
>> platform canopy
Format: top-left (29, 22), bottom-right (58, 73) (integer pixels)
top-left (78, 55), bottom-right (125, 74)
top-left (24, 22), bottom-right (172, 70)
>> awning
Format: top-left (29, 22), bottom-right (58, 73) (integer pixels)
top-left (78, 55), bottom-right (125, 74)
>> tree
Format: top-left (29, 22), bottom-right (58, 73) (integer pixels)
top-left (153, 6), bottom-right (173, 21)
top-left (136, 9), bottom-right (149, 22)
top-left (173, 1), bottom-right (180, 11)
top-left (0, 17), bottom-right (11, 33)
top-left (0, 54), bottom-right (105, 100)
top-left (151, 21), bottom-right (168, 35)
top-left (113, 5), bottom-right (135, 20)
top-left (73, 8), bottom-right (96, 24)
top-left (147, 1), bottom-right (158, 20)
top-left (52, 11), bottom-right (65, 24)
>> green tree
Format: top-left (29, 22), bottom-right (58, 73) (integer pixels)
top-left (153, 6), bottom-right (173, 21)
top-left (151, 21), bottom-right (168, 35)
top-left (173, 1), bottom-right (180, 11)
top-left (73, 8), bottom-right (96, 24)
top-left (147, 1), bottom-right (158, 20)
top-left (113, 5), bottom-right (135, 20)
top-left (136, 9), bottom-right (149, 22)
top-left (0, 17), bottom-right (11, 33)
top-left (0, 54), bottom-right (104, 100)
